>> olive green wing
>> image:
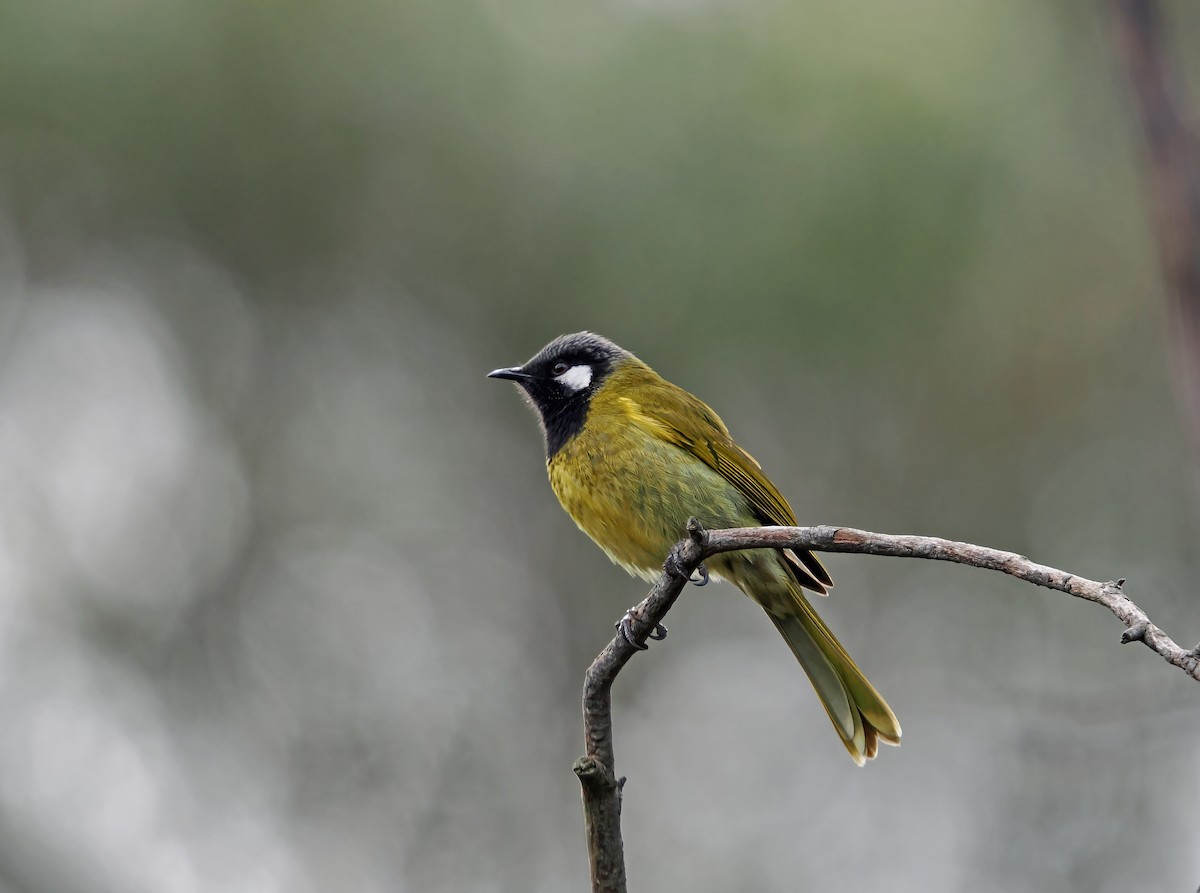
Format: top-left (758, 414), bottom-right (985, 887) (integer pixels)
top-left (616, 377), bottom-right (833, 593)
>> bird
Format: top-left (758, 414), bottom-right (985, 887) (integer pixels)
top-left (488, 332), bottom-right (900, 764)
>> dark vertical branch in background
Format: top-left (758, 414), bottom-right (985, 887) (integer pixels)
top-left (1112, 0), bottom-right (1200, 450)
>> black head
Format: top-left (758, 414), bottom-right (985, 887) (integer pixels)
top-left (488, 332), bottom-right (628, 456)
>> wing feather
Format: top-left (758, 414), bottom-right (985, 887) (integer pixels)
top-left (615, 376), bottom-right (831, 593)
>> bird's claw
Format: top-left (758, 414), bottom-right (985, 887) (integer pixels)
top-left (690, 564), bottom-right (710, 587)
top-left (616, 608), bottom-right (668, 650)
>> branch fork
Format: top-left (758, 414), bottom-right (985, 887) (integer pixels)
top-left (577, 522), bottom-right (1199, 892)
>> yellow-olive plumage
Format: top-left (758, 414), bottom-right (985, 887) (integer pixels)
top-left (489, 333), bottom-right (900, 764)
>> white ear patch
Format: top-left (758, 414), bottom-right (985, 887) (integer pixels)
top-left (556, 364), bottom-right (593, 392)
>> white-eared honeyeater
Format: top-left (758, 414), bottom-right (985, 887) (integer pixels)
top-left (488, 332), bottom-right (900, 764)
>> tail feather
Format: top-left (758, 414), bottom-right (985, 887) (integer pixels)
top-left (766, 612), bottom-right (856, 742)
top-left (768, 585), bottom-right (901, 765)
top-left (863, 722), bottom-right (879, 761)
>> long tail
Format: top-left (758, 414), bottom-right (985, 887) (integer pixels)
top-left (766, 586), bottom-right (901, 766)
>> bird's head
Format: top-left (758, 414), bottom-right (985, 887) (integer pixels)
top-left (488, 332), bottom-right (629, 454)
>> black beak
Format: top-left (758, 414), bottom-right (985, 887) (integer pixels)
top-left (487, 366), bottom-right (531, 382)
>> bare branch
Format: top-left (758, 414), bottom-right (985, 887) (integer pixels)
top-left (705, 525), bottom-right (1200, 677)
top-left (574, 520), bottom-right (705, 893)
top-left (577, 522), bottom-right (1200, 891)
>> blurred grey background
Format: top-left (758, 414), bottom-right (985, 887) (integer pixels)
top-left (0, 1), bottom-right (1198, 891)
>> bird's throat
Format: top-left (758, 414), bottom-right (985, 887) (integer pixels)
top-left (540, 395), bottom-right (592, 458)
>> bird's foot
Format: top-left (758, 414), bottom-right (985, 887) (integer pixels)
top-left (664, 544), bottom-right (707, 586)
top-left (616, 608), bottom-right (668, 650)
top-left (663, 545), bottom-right (693, 581)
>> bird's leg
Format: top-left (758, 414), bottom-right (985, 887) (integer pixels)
top-left (620, 540), bottom-right (704, 648)
top-left (616, 609), bottom-right (668, 650)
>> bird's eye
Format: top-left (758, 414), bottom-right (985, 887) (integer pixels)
top-left (552, 361), bottom-right (570, 376)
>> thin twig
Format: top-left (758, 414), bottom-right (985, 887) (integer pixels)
top-left (577, 521), bottom-right (1200, 892)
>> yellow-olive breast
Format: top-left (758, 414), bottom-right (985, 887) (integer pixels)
top-left (546, 363), bottom-right (753, 576)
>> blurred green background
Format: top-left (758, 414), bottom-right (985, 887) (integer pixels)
top-left (0, 1), bottom-right (1198, 890)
